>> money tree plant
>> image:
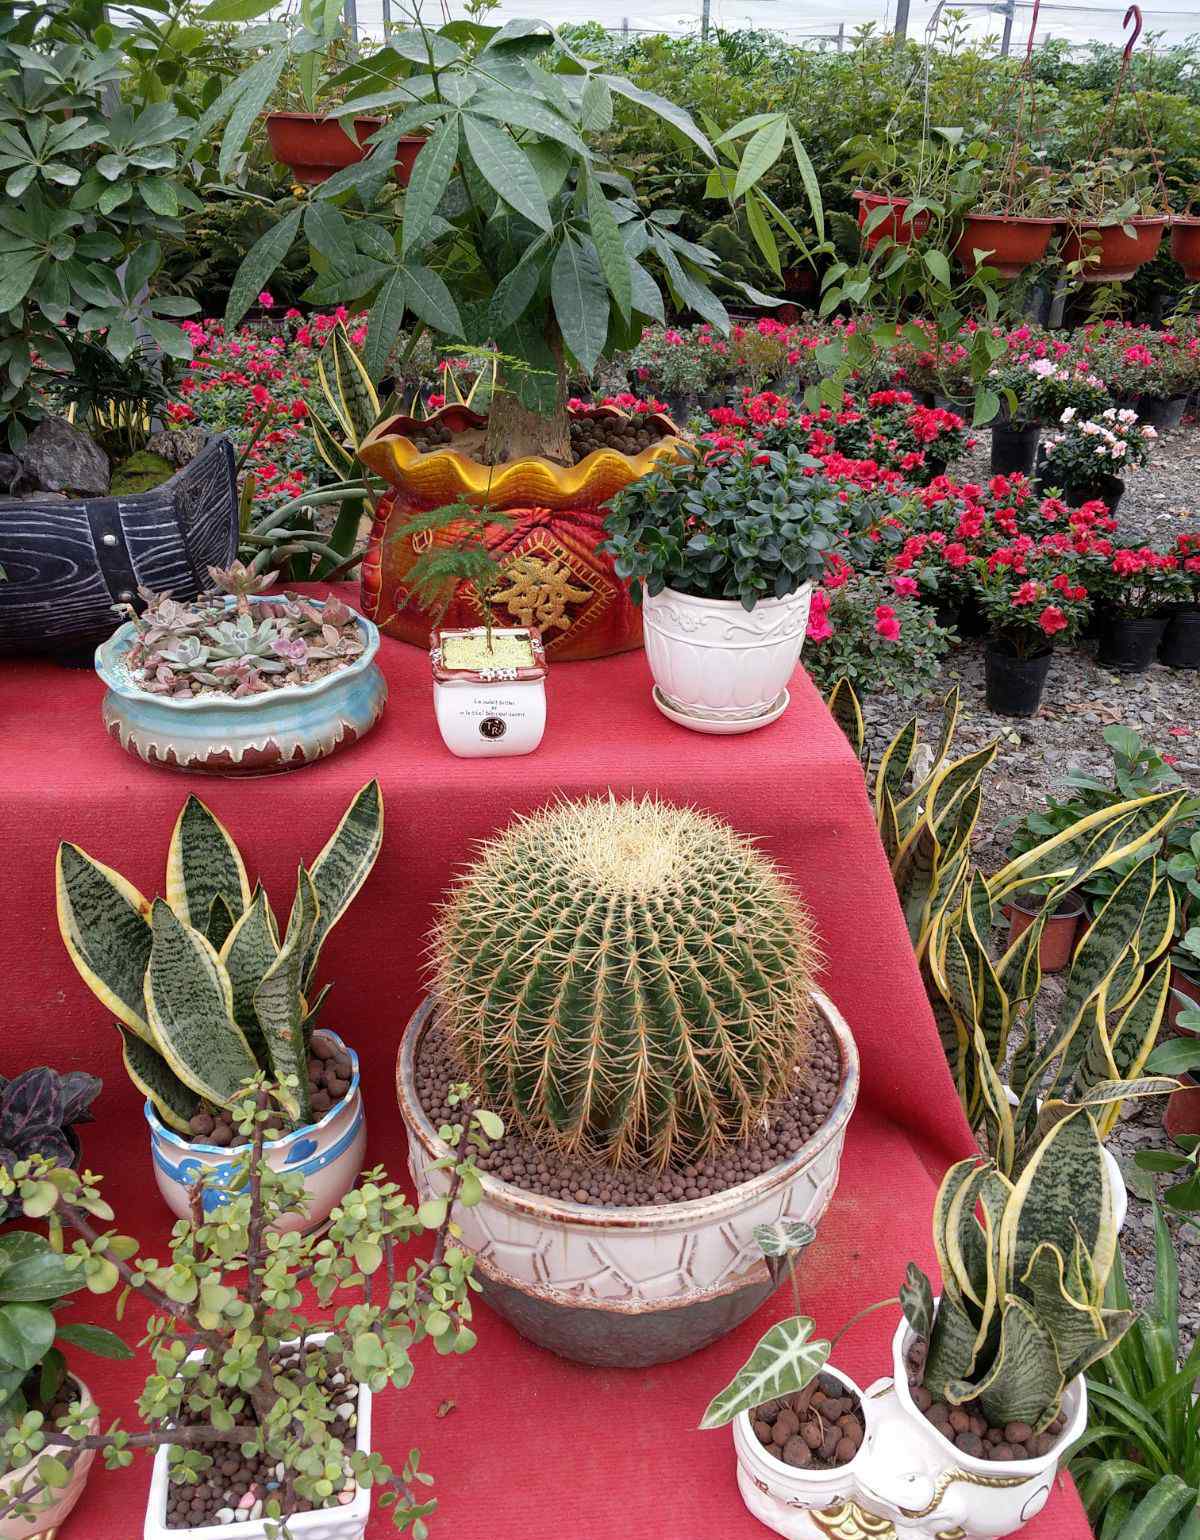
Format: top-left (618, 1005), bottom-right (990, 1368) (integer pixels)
top-left (0, 1081), bottom-right (497, 1536)
top-left (202, 5), bottom-right (823, 465)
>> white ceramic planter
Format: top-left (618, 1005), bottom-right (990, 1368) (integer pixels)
top-left (0, 1377), bottom-right (98, 1540)
top-left (146, 1032), bottom-right (365, 1234)
top-left (641, 583), bottom-right (811, 728)
top-left (430, 627), bottom-right (547, 758)
top-left (144, 1335), bottom-right (372, 1540)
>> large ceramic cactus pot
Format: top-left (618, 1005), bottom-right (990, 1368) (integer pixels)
top-left (357, 404), bottom-right (684, 661)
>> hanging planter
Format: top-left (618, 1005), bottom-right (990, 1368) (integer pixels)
top-left (1170, 214), bottom-right (1200, 277)
top-left (955, 213), bottom-right (1059, 278)
top-left (265, 112), bottom-right (425, 186)
top-left (1059, 216), bottom-right (1168, 281)
top-left (852, 190), bottom-right (929, 248)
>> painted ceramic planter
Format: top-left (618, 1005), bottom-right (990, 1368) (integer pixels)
top-left (955, 213), bottom-right (1059, 278)
top-left (1060, 216), bottom-right (1168, 281)
top-left (96, 597), bottom-right (386, 775)
top-left (264, 112), bottom-right (425, 187)
top-left (641, 584), bottom-right (812, 730)
top-left (143, 1335), bottom-right (372, 1540)
top-left (852, 190), bottom-right (930, 249)
top-left (0, 1376), bottom-right (97, 1540)
top-left (733, 1363), bottom-right (872, 1540)
top-left (146, 1032), bottom-right (365, 1234)
top-left (396, 990), bottom-right (859, 1368)
top-left (357, 404), bottom-right (685, 661)
top-left (431, 626), bottom-right (547, 758)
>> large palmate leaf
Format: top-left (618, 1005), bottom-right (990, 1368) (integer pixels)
top-left (946, 1296), bottom-right (1061, 1431)
top-left (699, 1315), bottom-right (830, 1429)
top-left (117, 1025), bottom-right (199, 1135)
top-left (144, 900), bottom-right (258, 1109)
top-left (165, 796), bottom-right (251, 931)
top-left (304, 780), bottom-right (383, 988)
top-left (56, 843), bottom-right (152, 1039)
top-left (254, 868), bottom-right (319, 1126)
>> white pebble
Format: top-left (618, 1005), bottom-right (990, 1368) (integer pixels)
top-left (336, 1401), bottom-right (354, 1419)
top-left (215, 1509), bottom-right (235, 1525)
top-left (249, 1500), bottom-right (263, 1521)
top-left (274, 1463), bottom-right (285, 1481)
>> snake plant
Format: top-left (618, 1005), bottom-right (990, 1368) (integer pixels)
top-left (56, 782), bottom-right (382, 1134)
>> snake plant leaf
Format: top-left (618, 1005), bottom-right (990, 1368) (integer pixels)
top-left (825, 676), bottom-right (864, 759)
top-left (928, 745), bottom-right (997, 844)
top-left (318, 321), bottom-right (381, 445)
top-left (1017, 1241), bottom-right (1111, 1369)
top-left (987, 791), bottom-right (1184, 903)
top-left (165, 796), bottom-right (252, 931)
top-left (932, 1159), bottom-right (985, 1303)
top-left (875, 716), bottom-right (918, 822)
top-left (206, 894), bottom-right (237, 952)
top-left (974, 1024), bottom-right (1016, 1176)
top-left (925, 1279), bottom-right (982, 1402)
top-left (144, 900), bottom-right (258, 1109)
top-left (946, 1295), bottom-right (1062, 1431)
top-left (254, 867), bottom-right (319, 1126)
top-left (894, 821), bottom-right (940, 948)
top-left (900, 1262), bottom-right (935, 1340)
top-left (307, 405), bottom-right (357, 477)
top-left (56, 842), bottom-right (153, 1040)
top-left (996, 902), bottom-right (1048, 1006)
top-left (1091, 960), bottom-right (1175, 1136)
top-left (1004, 1109), bottom-right (1115, 1303)
top-left (220, 890), bottom-right (280, 1066)
top-left (303, 780), bottom-right (383, 988)
top-left (1107, 875), bottom-right (1175, 1017)
top-left (116, 1024), bottom-right (199, 1135)
top-left (699, 1315), bottom-right (830, 1430)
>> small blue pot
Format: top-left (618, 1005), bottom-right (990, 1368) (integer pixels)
top-left (95, 596), bottom-right (387, 775)
top-left (146, 1031), bottom-right (366, 1233)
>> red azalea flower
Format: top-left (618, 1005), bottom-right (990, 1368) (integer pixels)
top-left (1038, 605), bottom-right (1068, 636)
top-left (1012, 580), bottom-right (1040, 605)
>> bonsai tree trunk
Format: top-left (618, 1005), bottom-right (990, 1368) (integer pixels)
top-left (484, 321), bottom-right (572, 466)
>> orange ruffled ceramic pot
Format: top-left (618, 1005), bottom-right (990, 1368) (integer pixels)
top-left (357, 403), bottom-right (684, 661)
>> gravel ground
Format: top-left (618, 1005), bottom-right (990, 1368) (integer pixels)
top-left (857, 420), bottom-right (1200, 1335)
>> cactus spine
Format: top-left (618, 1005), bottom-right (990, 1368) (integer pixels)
top-left (430, 797), bottom-right (820, 1169)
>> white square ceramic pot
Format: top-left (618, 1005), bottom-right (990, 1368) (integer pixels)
top-left (430, 627), bottom-right (548, 757)
top-left (143, 1335), bottom-right (372, 1540)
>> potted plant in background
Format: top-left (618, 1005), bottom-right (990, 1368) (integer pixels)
top-left (971, 551), bottom-right (1090, 716)
top-left (1159, 531), bottom-right (1200, 669)
top-left (954, 153), bottom-right (1061, 279)
top-left (95, 563), bottom-right (387, 774)
top-left (1077, 539), bottom-right (1176, 672)
top-left (602, 443), bottom-right (876, 731)
top-left (1059, 154), bottom-right (1169, 281)
top-left (842, 135), bottom-right (941, 249)
top-left (1084, 327), bottom-right (1193, 428)
top-left (984, 360), bottom-right (1111, 476)
top-left (0, 1082), bottom-right (493, 1540)
top-left (1036, 407), bottom-right (1155, 514)
top-left (56, 782), bottom-right (382, 1229)
top-left (397, 796), bottom-right (860, 1368)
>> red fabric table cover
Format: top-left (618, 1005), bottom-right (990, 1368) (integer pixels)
top-left (0, 587), bottom-right (1089, 1540)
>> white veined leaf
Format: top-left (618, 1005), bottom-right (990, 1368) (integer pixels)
top-left (700, 1317), bottom-right (830, 1429)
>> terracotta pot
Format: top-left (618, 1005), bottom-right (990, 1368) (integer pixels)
top-left (1170, 215), bottom-right (1200, 279)
top-left (1005, 892), bottom-right (1085, 973)
top-left (357, 404), bottom-right (686, 661)
top-left (852, 190), bottom-right (930, 249)
top-left (395, 990), bottom-right (859, 1368)
top-left (1059, 216), bottom-right (1168, 281)
top-left (0, 1375), bottom-right (98, 1540)
top-left (955, 212), bottom-right (1059, 278)
top-left (265, 112), bottom-right (426, 186)
top-left (1164, 1075), bottom-right (1200, 1141)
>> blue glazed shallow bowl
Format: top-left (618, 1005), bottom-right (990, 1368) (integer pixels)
top-left (95, 595), bottom-right (387, 775)
top-left (145, 1031), bottom-right (366, 1234)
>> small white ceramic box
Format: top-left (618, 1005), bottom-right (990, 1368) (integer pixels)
top-left (430, 626), bottom-right (548, 758)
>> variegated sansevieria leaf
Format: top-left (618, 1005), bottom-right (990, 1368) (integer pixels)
top-left (1003, 1109), bottom-right (1115, 1305)
top-left (932, 1159), bottom-right (985, 1304)
top-left (144, 900), bottom-right (258, 1108)
top-left (900, 1263), bottom-right (935, 1341)
top-left (875, 715), bottom-right (918, 820)
top-left (973, 1023), bottom-right (1015, 1177)
top-left (1016, 1241), bottom-right (1113, 1371)
top-left (56, 842), bottom-right (153, 1040)
top-left (893, 686), bottom-right (965, 832)
top-left (307, 406), bottom-right (356, 478)
top-left (825, 676), bottom-right (864, 760)
top-left (254, 866), bottom-right (319, 1126)
top-left (117, 1024), bottom-right (199, 1135)
top-left (928, 744), bottom-right (997, 845)
top-left (319, 321), bottom-right (381, 445)
top-left (946, 1295), bottom-right (1061, 1432)
top-left (987, 791), bottom-right (1184, 903)
top-left (699, 1315), bottom-right (830, 1429)
top-left (1106, 871), bottom-right (1175, 1018)
top-left (220, 889), bottom-right (280, 1065)
top-left (165, 796), bottom-right (251, 931)
top-left (924, 1278), bottom-right (981, 1401)
top-left (206, 894), bottom-right (237, 953)
top-left (303, 779), bottom-right (383, 988)
top-left (754, 1220), bottom-right (815, 1259)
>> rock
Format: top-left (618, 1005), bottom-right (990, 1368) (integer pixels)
top-left (21, 416), bottom-right (109, 496)
top-left (146, 426), bottom-right (206, 468)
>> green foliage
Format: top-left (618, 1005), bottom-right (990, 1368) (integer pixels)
top-left (803, 575), bottom-right (952, 705)
top-left (57, 784), bottom-right (382, 1134)
top-left (430, 796), bottom-right (820, 1170)
top-left (0, 1068), bottom-right (100, 1219)
top-left (908, 1112), bottom-right (1132, 1433)
top-left (0, 1084), bottom-right (497, 1531)
top-left (701, 1316), bottom-right (831, 1430)
top-left (1070, 1203), bottom-right (1200, 1540)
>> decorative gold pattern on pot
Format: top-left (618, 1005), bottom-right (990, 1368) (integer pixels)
top-left (489, 554), bottom-right (593, 634)
top-left (896, 1469), bottom-right (1027, 1519)
top-left (810, 1500), bottom-right (898, 1539)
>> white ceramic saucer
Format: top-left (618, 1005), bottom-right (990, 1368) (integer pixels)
top-left (651, 685), bottom-right (791, 734)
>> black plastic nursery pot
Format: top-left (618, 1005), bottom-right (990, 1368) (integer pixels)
top-left (984, 642), bottom-right (1053, 717)
top-left (1160, 609), bottom-right (1200, 670)
top-left (1063, 473), bottom-right (1125, 516)
top-left (1097, 613), bottom-right (1168, 673)
top-left (990, 420), bottom-right (1040, 477)
top-left (1138, 394), bottom-right (1188, 430)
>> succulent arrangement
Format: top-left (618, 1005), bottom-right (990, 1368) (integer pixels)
top-left (429, 796), bottom-right (819, 1170)
top-left (56, 782), bottom-right (382, 1137)
top-left (903, 1110), bottom-right (1132, 1436)
top-left (120, 564), bottom-right (365, 700)
top-left (0, 1068), bottom-right (100, 1220)
top-left (0, 1081), bottom-right (494, 1535)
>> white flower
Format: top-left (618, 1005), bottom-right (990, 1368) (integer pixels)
top-left (1110, 440), bottom-right (1128, 458)
top-left (1061, 407), bottom-right (1076, 424)
top-left (1096, 444), bottom-right (1110, 456)
top-left (1030, 359), bottom-right (1057, 377)
top-left (1081, 421), bottom-right (1101, 436)
top-left (1117, 409), bottom-right (1138, 425)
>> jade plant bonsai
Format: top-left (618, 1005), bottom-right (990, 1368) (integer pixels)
top-left (0, 1080), bottom-right (495, 1535)
top-left (0, 1068), bottom-right (101, 1219)
top-left (429, 795), bottom-right (819, 1169)
top-left (56, 782), bottom-right (382, 1139)
top-left (206, 9), bottom-right (823, 465)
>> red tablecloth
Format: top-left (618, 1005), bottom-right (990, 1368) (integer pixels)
top-left (1, 589), bottom-right (1089, 1540)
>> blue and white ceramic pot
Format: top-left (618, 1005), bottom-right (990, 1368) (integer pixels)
top-left (146, 1031), bottom-right (366, 1233)
top-left (95, 596), bottom-right (387, 775)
